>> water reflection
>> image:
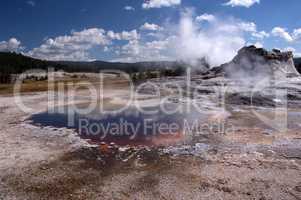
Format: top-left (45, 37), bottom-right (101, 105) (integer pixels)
top-left (29, 104), bottom-right (203, 146)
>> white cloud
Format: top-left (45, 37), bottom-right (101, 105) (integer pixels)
top-left (107, 30), bottom-right (139, 41)
top-left (145, 40), bottom-right (169, 50)
top-left (120, 30), bottom-right (140, 40)
top-left (103, 46), bottom-right (110, 52)
top-left (196, 16), bottom-right (269, 42)
top-left (113, 10), bottom-right (252, 64)
top-left (120, 40), bottom-right (140, 59)
top-left (271, 27), bottom-right (294, 42)
top-left (114, 38), bottom-right (173, 62)
top-left (26, 1), bottom-right (35, 7)
top-left (28, 28), bottom-right (110, 61)
top-left (112, 13), bottom-right (272, 64)
top-left (196, 14), bottom-right (216, 22)
top-left (251, 31), bottom-right (269, 39)
top-left (140, 22), bottom-right (163, 31)
top-left (238, 22), bottom-right (257, 32)
top-left (293, 28), bottom-right (301, 40)
top-left (0, 38), bottom-right (23, 52)
top-left (142, 0), bottom-right (181, 9)
top-left (237, 22), bottom-right (269, 39)
top-left (247, 41), bottom-right (263, 48)
top-left (224, 0), bottom-right (260, 8)
top-left (27, 28), bottom-right (140, 61)
top-left (124, 6), bottom-right (135, 11)
top-left (24, 9), bottom-right (297, 64)
top-left (196, 17), bottom-right (268, 41)
top-left (271, 27), bottom-right (301, 42)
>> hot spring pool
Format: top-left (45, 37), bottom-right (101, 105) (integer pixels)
top-left (28, 104), bottom-right (209, 146)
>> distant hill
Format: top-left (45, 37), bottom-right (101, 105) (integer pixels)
top-left (294, 58), bottom-right (301, 73)
top-left (0, 52), bottom-right (49, 74)
top-left (0, 52), bottom-right (187, 75)
top-left (1, 51), bottom-right (300, 77)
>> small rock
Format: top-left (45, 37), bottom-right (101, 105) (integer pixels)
top-left (294, 185), bottom-right (301, 192)
top-left (221, 186), bottom-right (232, 193)
top-left (217, 179), bottom-right (227, 185)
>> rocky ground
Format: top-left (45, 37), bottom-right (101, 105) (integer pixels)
top-left (0, 77), bottom-right (301, 200)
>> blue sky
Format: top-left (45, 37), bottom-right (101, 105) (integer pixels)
top-left (0, 0), bottom-right (300, 63)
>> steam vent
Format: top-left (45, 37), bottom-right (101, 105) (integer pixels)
top-left (212, 46), bottom-right (300, 79)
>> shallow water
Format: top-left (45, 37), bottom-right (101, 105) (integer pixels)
top-left (28, 97), bottom-right (301, 147)
top-left (29, 104), bottom-right (211, 146)
top-left (228, 107), bottom-right (301, 131)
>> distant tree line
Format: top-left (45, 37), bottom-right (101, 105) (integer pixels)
top-left (0, 52), bottom-right (188, 84)
top-left (295, 58), bottom-right (301, 74)
top-left (131, 67), bottom-right (185, 82)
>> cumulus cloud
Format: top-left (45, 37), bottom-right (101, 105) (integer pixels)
top-left (247, 41), bottom-right (263, 48)
top-left (224, 0), bottom-right (260, 8)
top-left (27, 28), bottom-right (110, 61)
top-left (107, 30), bottom-right (139, 41)
top-left (237, 22), bottom-right (269, 39)
top-left (114, 37), bottom-right (173, 62)
top-left (195, 14), bottom-right (216, 22)
top-left (27, 28), bottom-right (141, 61)
top-left (140, 22), bottom-right (163, 31)
top-left (271, 27), bottom-right (301, 42)
top-left (113, 12), bottom-right (273, 65)
top-left (238, 22), bottom-right (257, 32)
top-left (124, 6), bottom-right (135, 11)
top-left (22, 10), bottom-right (283, 64)
top-left (0, 38), bottom-right (23, 52)
top-left (251, 31), bottom-right (269, 39)
top-left (116, 11), bottom-right (274, 65)
top-left (142, 0), bottom-right (181, 9)
top-left (271, 27), bottom-right (294, 42)
top-left (293, 28), bottom-right (301, 41)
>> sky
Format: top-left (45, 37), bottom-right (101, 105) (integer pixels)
top-left (0, 0), bottom-right (301, 64)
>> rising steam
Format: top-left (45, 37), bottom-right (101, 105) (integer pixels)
top-left (173, 11), bottom-right (246, 67)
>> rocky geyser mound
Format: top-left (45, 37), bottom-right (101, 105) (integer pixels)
top-left (210, 46), bottom-right (300, 80)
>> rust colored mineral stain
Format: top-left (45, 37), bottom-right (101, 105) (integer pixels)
top-left (99, 142), bottom-right (109, 153)
top-left (89, 132), bottom-right (184, 147)
top-left (150, 132), bottom-right (184, 146)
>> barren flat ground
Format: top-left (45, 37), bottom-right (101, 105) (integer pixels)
top-left (0, 77), bottom-right (301, 200)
